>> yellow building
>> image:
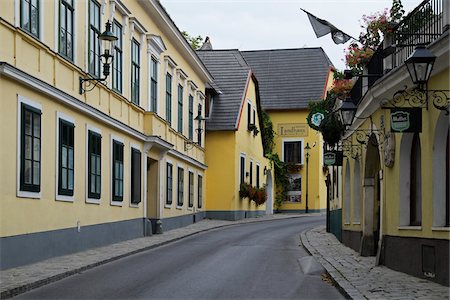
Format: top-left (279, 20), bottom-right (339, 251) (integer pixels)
top-left (242, 49), bottom-right (333, 213)
top-left (0, 0), bottom-right (215, 269)
top-left (339, 0), bottom-right (449, 286)
top-left (197, 49), bottom-right (272, 220)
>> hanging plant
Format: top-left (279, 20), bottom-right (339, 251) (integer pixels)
top-left (239, 183), bottom-right (251, 199)
top-left (252, 187), bottom-right (267, 206)
top-left (319, 112), bottom-right (345, 147)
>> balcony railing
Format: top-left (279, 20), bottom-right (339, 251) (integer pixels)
top-left (391, 0), bottom-right (445, 69)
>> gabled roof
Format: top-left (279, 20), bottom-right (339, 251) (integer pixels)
top-left (241, 48), bottom-right (333, 110)
top-left (197, 50), bottom-right (251, 131)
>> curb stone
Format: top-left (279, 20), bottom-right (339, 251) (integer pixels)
top-left (1, 213), bottom-right (322, 299)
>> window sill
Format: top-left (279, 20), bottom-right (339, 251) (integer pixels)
top-left (398, 226), bottom-right (422, 231)
top-left (17, 191), bottom-right (41, 199)
top-left (343, 222), bottom-right (351, 225)
top-left (431, 227), bottom-right (450, 232)
top-left (129, 203), bottom-right (140, 208)
top-left (176, 206), bottom-right (183, 210)
top-left (56, 195), bottom-right (74, 202)
top-left (86, 198), bottom-right (100, 205)
top-left (164, 204), bottom-right (172, 209)
top-left (111, 201), bottom-right (123, 207)
top-left (187, 207), bottom-right (193, 211)
top-left (352, 222), bottom-right (361, 225)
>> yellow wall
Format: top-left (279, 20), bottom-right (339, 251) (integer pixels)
top-left (269, 110), bottom-right (327, 211)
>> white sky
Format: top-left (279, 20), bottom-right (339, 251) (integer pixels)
top-left (159, 0), bottom-right (422, 70)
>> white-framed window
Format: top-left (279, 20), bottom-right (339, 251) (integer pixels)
top-left (188, 170), bottom-right (194, 208)
top-left (150, 56), bottom-right (158, 112)
top-left (88, 0), bottom-right (101, 77)
top-left (111, 135), bottom-right (124, 206)
top-left (165, 160), bottom-right (173, 207)
top-left (86, 125), bottom-right (101, 204)
top-left (17, 95), bottom-right (42, 199)
top-left (112, 19), bottom-right (123, 93)
top-left (58, 0), bottom-right (75, 61)
top-left (249, 159), bottom-right (253, 186)
top-left (147, 34), bottom-right (166, 113)
top-left (56, 112), bottom-right (75, 202)
top-left (20, 0), bottom-right (41, 38)
top-left (256, 163), bottom-right (260, 188)
top-left (198, 173), bottom-right (203, 209)
top-left (177, 166), bottom-right (184, 208)
top-left (130, 144), bottom-right (141, 207)
top-left (240, 153), bottom-right (246, 185)
top-left (282, 138), bottom-right (304, 165)
top-left (247, 100), bottom-right (252, 131)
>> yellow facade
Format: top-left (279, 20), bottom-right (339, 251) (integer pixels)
top-left (205, 77), bottom-right (271, 217)
top-left (0, 0), bottom-right (213, 269)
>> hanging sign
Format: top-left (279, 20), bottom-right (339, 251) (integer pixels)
top-left (390, 108), bottom-right (422, 133)
top-left (323, 150), bottom-right (343, 166)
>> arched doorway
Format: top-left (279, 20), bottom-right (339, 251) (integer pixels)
top-left (360, 134), bottom-right (381, 257)
top-left (265, 170), bottom-right (273, 215)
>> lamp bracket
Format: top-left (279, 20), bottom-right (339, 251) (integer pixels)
top-left (184, 140), bottom-right (198, 151)
top-left (79, 76), bottom-right (107, 94)
top-left (341, 139), bottom-right (362, 160)
top-left (381, 86), bottom-right (449, 114)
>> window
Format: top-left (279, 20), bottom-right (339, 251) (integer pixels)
top-left (177, 167), bottom-right (184, 207)
top-left (166, 162), bottom-right (173, 205)
top-left (88, 0), bottom-right (101, 76)
top-left (59, 0), bottom-right (74, 60)
top-left (88, 130), bottom-right (101, 199)
top-left (197, 104), bottom-right (202, 146)
top-left (410, 133), bottom-right (422, 226)
top-left (178, 84), bottom-right (183, 133)
top-left (20, 103), bottom-right (41, 192)
top-left (249, 161), bottom-right (253, 186)
top-left (112, 140), bottom-right (124, 202)
top-left (198, 174), bottom-right (203, 209)
top-left (21, 0), bottom-right (40, 38)
top-left (58, 119), bottom-right (74, 196)
top-left (112, 20), bottom-right (122, 93)
top-left (247, 102), bottom-right (252, 130)
top-left (188, 171), bottom-right (194, 208)
top-left (283, 140), bottom-right (303, 164)
top-left (131, 148), bottom-right (141, 205)
top-left (256, 164), bottom-right (260, 188)
top-left (165, 73), bottom-right (172, 125)
top-left (240, 155), bottom-right (245, 185)
top-left (150, 58), bottom-right (158, 112)
top-left (131, 39), bottom-right (140, 105)
top-left (253, 108), bottom-right (256, 129)
top-left (188, 95), bottom-right (194, 140)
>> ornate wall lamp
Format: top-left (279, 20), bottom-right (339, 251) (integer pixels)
top-left (79, 21), bottom-right (118, 94)
top-left (184, 115), bottom-right (206, 151)
top-left (383, 45), bottom-right (449, 113)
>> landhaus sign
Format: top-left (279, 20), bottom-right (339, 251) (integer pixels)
top-left (390, 108), bottom-right (422, 133)
top-left (323, 150), bottom-right (343, 166)
top-left (278, 123), bottom-right (308, 136)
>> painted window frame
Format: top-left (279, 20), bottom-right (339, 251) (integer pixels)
top-left (130, 145), bottom-right (142, 207)
top-left (150, 57), bottom-right (158, 113)
top-left (198, 174), bottom-right (203, 209)
top-left (166, 162), bottom-right (173, 206)
top-left (188, 170), bottom-right (194, 208)
top-left (20, 0), bottom-right (40, 38)
top-left (86, 125), bottom-right (101, 203)
top-left (58, 0), bottom-right (74, 60)
top-left (197, 103), bottom-right (202, 146)
top-left (165, 73), bottom-right (172, 125)
top-left (131, 38), bottom-right (140, 105)
top-left (111, 136), bottom-right (124, 205)
top-left (240, 153), bottom-right (246, 185)
top-left (177, 84), bottom-right (183, 133)
top-left (177, 166), bottom-right (184, 208)
top-left (112, 19), bottom-right (123, 93)
top-left (17, 95), bottom-right (42, 199)
top-left (188, 94), bottom-right (194, 140)
top-left (249, 160), bottom-right (253, 186)
top-left (56, 113), bottom-right (75, 201)
top-left (88, 0), bottom-right (101, 77)
top-left (247, 101), bottom-right (252, 131)
top-left (256, 163), bottom-right (260, 189)
top-left (282, 138), bottom-right (304, 165)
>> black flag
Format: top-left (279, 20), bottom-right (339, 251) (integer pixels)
top-left (301, 8), bottom-right (354, 44)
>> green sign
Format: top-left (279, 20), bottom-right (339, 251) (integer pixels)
top-left (390, 108), bottom-right (422, 133)
top-left (323, 150), bottom-right (343, 166)
top-left (311, 112), bottom-right (325, 127)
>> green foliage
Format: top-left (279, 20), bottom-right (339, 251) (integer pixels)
top-left (239, 183), bottom-right (267, 206)
top-left (390, 0), bottom-right (405, 23)
top-left (181, 31), bottom-right (204, 50)
top-left (261, 110), bottom-right (275, 156)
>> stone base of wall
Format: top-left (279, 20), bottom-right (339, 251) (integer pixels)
top-left (381, 235), bottom-right (449, 286)
top-left (205, 210), bottom-right (266, 221)
top-left (342, 230), bottom-right (362, 253)
top-left (156, 212), bottom-right (206, 232)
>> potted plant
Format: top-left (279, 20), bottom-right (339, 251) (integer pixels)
top-left (239, 183), bottom-right (250, 199)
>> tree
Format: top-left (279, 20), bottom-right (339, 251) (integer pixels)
top-left (181, 31), bottom-right (204, 50)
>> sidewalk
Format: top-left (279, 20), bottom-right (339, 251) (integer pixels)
top-left (0, 213), bottom-right (320, 299)
top-left (301, 225), bottom-right (450, 300)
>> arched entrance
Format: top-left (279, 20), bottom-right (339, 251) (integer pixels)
top-left (265, 170), bottom-right (273, 215)
top-left (360, 134), bottom-right (381, 256)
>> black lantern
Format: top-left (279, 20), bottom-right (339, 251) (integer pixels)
top-left (79, 21), bottom-right (118, 94)
top-left (338, 97), bottom-right (357, 127)
top-left (405, 44), bottom-right (436, 90)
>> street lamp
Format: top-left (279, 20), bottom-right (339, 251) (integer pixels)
top-left (338, 97), bottom-right (357, 127)
top-left (304, 142), bottom-right (311, 214)
top-left (405, 44), bottom-right (436, 91)
top-left (184, 114), bottom-right (206, 151)
top-left (80, 20), bottom-right (118, 94)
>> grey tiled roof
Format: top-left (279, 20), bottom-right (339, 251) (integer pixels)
top-left (197, 50), bottom-right (251, 131)
top-left (241, 48), bottom-right (333, 110)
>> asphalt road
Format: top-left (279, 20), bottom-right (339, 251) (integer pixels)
top-left (16, 216), bottom-right (344, 299)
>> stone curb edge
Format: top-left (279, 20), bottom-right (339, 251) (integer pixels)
top-left (299, 226), bottom-right (366, 300)
top-left (1, 214), bottom-right (315, 299)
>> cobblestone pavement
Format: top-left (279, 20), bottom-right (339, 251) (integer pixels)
top-left (0, 213), bottom-right (321, 299)
top-left (301, 225), bottom-right (450, 300)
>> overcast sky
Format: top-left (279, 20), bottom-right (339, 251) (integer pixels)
top-left (159, 0), bottom-right (422, 70)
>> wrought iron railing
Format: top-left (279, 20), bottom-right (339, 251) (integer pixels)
top-left (391, 0), bottom-right (445, 69)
